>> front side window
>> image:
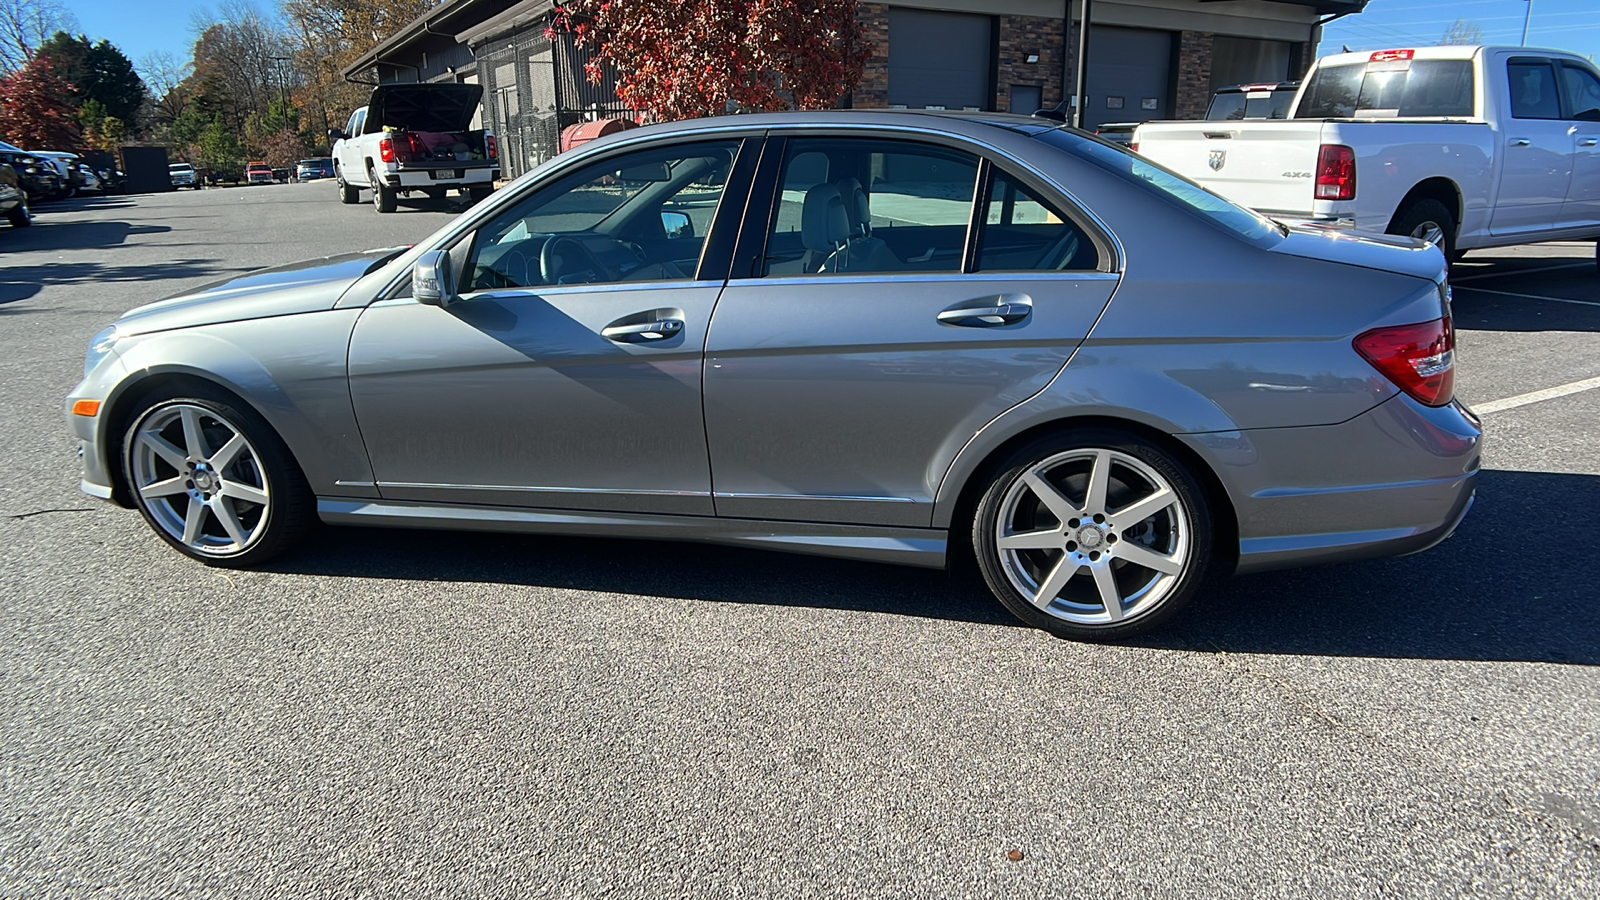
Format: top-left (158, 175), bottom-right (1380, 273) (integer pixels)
top-left (1560, 63), bottom-right (1600, 119)
top-left (977, 169), bottom-right (1098, 271)
top-left (762, 138), bottom-right (979, 276)
top-left (461, 139), bottom-right (739, 291)
top-left (1508, 60), bottom-right (1561, 120)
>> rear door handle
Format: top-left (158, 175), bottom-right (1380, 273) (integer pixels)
top-left (1581, 138), bottom-right (1600, 147)
top-left (937, 294), bottom-right (1033, 327)
top-left (602, 318), bottom-right (683, 342)
top-left (1509, 138), bottom-right (1532, 147)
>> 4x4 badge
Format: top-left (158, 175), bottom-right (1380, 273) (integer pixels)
top-left (1208, 150), bottom-right (1227, 171)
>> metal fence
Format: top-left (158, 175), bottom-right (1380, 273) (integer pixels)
top-left (479, 27), bottom-right (632, 180)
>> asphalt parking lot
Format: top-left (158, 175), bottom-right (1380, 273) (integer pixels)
top-left (2, 184), bottom-right (1598, 897)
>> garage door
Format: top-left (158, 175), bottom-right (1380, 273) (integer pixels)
top-left (1086, 26), bottom-right (1173, 130)
top-left (888, 9), bottom-right (992, 110)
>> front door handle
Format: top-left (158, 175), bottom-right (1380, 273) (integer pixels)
top-left (602, 318), bottom-right (683, 342)
top-left (1581, 138), bottom-right (1600, 147)
top-left (937, 294), bottom-right (1033, 327)
top-left (1509, 138), bottom-right (1532, 147)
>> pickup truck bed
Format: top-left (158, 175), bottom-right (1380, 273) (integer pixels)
top-left (332, 83), bottom-right (500, 213)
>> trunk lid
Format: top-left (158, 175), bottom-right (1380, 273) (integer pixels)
top-left (365, 83), bottom-right (484, 134)
top-left (1134, 120), bottom-right (1327, 216)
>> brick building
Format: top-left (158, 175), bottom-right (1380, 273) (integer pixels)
top-left (851, 1), bottom-right (1368, 127)
top-left (345, 0), bottom-right (1367, 178)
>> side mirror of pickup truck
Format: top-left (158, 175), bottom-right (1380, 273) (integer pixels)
top-left (413, 250), bottom-right (456, 307)
top-left (327, 128), bottom-right (346, 143)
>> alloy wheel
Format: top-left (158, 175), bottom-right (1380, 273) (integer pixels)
top-left (1410, 220), bottom-right (1445, 247)
top-left (993, 448), bottom-right (1191, 625)
top-left (128, 403), bottom-right (271, 555)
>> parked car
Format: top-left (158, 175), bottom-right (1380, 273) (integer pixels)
top-left (1205, 81), bottom-right (1300, 121)
top-left (0, 142), bottom-right (61, 201)
top-left (169, 162), bottom-right (199, 189)
top-left (64, 110), bottom-right (1477, 641)
top-left (330, 83), bottom-right (499, 212)
top-left (30, 150), bottom-right (83, 199)
top-left (75, 163), bottom-right (104, 193)
top-left (1093, 123), bottom-right (1138, 146)
top-left (295, 157), bottom-right (334, 181)
top-left (0, 160), bottom-right (30, 228)
top-left (1134, 45), bottom-right (1600, 262)
top-left (246, 161), bottom-right (274, 185)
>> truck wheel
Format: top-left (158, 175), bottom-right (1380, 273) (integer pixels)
top-left (6, 194), bottom-right (30, 227)
top-left (370, 166), bottom-right (396, 213)
top-left (1389, 199), bottom-right (1457, 263)
top-left (337, 170), bottom-right (358, 204)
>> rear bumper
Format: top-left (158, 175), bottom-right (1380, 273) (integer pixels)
top-left (1181, 394), bottom-right (1481, 576)
top-left (382, 166), bottom-right (498, 189)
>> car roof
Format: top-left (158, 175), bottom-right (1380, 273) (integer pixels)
top-left (1316, 44), bottom-right (1592, 67)
top-left (620, 108), bottom-right (1062, 141)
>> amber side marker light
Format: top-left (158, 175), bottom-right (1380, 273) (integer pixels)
top-left (71, 399), bottom-right (101, 417)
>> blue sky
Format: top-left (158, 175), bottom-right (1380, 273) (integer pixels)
top-left (60, 0), bottom-right (1600, 81)
top-left (1318, 0), bottom-right (1599, 61)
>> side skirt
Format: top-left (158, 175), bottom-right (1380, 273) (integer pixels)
top-left (317, 497), bottom-right (949, 569)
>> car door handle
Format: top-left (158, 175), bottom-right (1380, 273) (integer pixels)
top-left (1509, 138), bottom-right (1532, 147)
top-left (937, 295), bottom-right (1032, 327)
top-left (602, 318), bottom-right (683, 342)
top-left (1581, 139), bottom-right (1600, 147)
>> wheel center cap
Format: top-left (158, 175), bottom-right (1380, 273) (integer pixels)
top-left (192, 468), bottom-right (218, 493)
top-left (1075, 525), bottom-right (1105, 549)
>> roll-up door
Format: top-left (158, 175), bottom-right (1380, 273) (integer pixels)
top-left (888, 9), bottom-right (992, 111)
top-left (1086, 26), bottom-right (1173, 130)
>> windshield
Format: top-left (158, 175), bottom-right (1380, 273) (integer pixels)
top-left (1298, 59), bottom-right (1475, 118)
top-left (1036, 129), bottom-right (1283, 246)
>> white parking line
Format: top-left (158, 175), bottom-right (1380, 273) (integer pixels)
top-left (1474, 374), bottom-right (1600, 415)
top-left (1451, 261), bottom-right (1591, 282)
top-left (1453, 284), bottom-right (1600, 308)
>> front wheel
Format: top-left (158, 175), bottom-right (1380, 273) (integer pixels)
top-left (122, 388), bottom-right (313, 567)
top-left (972, 430), bottom-right (1214, 641)
top-left (6, 195), bottom-right (29, 227)
top-left (337, 170), bottom-right (359, 204)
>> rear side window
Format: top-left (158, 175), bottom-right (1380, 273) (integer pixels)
top-left (1298, 60), bottom-right (1474, 118)
top-left (1508, 59), bottom-right (1562, 119)
top-left (976, 169), bottom-right (1098, 272)
top-left (1560, 63), bottom-right (1600, 119)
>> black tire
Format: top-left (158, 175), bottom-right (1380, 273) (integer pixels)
top-left (1388, 198), bottom-right (1457, 263)
top-left (370, 167), bottom-right (396, 213)
top-left (120, 384), bottom-right (314, 568)
top-left (972, 429), bottom-right (1214, 641)
top-left (468, 186), bottom-right (493, 205)
top-left (6, 196), bottom-right (29, 227)
top-left (337, 171), bottom-right (359, 204)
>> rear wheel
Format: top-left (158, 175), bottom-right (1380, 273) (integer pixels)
top-left (1389, 198), bottom-right (1457, 263)
top-left (6, 194), bottom-right (29, 227)
top-left (370, 166), bottom-right (396, 213)
top-left (973, 430), bottom-right (1213, 641)
top-left (121, 387), bottom-right (313, 567)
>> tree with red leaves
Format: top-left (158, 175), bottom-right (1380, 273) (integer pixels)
top-left (0, 53), bottom-right (79, 147)
top-left (551, 0), bottom-right (871, 121)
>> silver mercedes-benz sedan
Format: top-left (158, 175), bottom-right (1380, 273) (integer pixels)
top-left (65, 111), bottom-right (1479, 640)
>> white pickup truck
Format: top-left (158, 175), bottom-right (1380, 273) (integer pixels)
top-left (330, 83), bottom-right (499, 213)
top-left (1133, 45), bottom-right (1600, 263)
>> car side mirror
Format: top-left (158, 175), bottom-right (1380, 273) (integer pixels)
top-left (327, 128), bottom-right (346, 143)
top-left (661, 210), bottom-right (693, 240)
top-left (413, 250), bottom-right (456, 307)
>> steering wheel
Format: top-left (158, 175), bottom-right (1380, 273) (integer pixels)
top-left (540, 235), bottom-right (604, 285)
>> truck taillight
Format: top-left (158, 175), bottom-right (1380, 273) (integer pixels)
top-left (378, 136), bottom-right (395, 163)
top-left (1315, 144), bottom-right (1356, 201)
top-left (1369, 49), bottom-right (1415, 62)
top-left (1354, 317), bottom-right (1455, 407)
top-left (486, 134), bottom-right (497, 159)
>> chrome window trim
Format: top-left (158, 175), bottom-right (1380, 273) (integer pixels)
top-left (714, 492), bottom-right (917, 503)
top-left (455, 279), bottom-right (728, 302)
top-left (370, 119), bottom-right (1126, 300)
top-left (745, 271), bottom-right (1122, 288)
top-left (378, 481), bottom-right (708, 497)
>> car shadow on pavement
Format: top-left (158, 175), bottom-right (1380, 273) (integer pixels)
top-left (0, 259), bottom-right (251, 307)
top-left (3, 220), bottom-right (171, 253)
top-left (1146, 468), bottom-right (1599, 665)
top-left (271, 469), bottom-right (1596, 664)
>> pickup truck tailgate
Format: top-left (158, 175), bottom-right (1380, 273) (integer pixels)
top-left (1135, 121), bottom-right (1328, 216)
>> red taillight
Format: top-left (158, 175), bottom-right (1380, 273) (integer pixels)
top-left (1315, 144), bottom-right (1356, 201)
top-left (1354, 317), bottom-right (1455, 407)
top-left (486, 134), bottom-right (498, 159)
top-left (1129, 142), bottom-right (1139, 152)
top-left (378, 135), bottom-right (395, 163)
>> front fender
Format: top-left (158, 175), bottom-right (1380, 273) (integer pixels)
top-left (104, 310), bottom-right (375, 498)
